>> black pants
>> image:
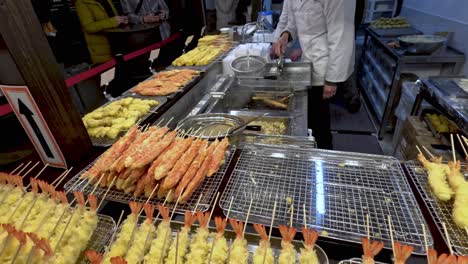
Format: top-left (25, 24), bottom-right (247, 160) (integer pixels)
top-left (308, 86), bottom-right (333, 149)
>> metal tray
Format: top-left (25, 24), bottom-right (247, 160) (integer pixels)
top-left (239, 135), bottom-right (316, 149)
top-left (220, 144), bottom-right (432, 254)
top-left (123, 71), bottom-right (203, 99)
top-left (88, 95), bottom-right (167, 147)
top-left (404, 160), bottom-right (468, 255)
top-left (77, 214), bottom-right (116, 263)
top-left (105, 217), bottom-right (329, 264)
top-left (64, 145), bottom-right (237, 214)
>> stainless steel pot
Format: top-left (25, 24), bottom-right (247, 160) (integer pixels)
top-left (398, 34), bottom-right (447, 54)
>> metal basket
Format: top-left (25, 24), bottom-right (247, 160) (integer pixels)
top-left (231, 56), bottom-right (266, 76)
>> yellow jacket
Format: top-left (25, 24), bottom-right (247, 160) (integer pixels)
top-left (75, 0), bottom-right (119, 64)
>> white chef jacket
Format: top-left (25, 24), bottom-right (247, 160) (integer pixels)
top-left (274, 0), bottom-right (289, 40)
top-left (283, 0), bottom-right (355, 86)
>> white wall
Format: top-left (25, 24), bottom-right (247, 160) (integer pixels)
top-left (401, 0), bottom-right (468, 76)
top-left (403, 0), bottom-right (468, 24)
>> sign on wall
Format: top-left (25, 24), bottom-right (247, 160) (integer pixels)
top-left (1, 85), bottom-right (67, 168)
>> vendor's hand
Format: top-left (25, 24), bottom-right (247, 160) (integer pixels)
top-left (323, 84), bottom-right (337, 99)
top-left (143, 15), bottom-right (160, 24)
top-left (274, 33), bottom-right (289, 57)
top-left (115, 16), bottom-right (128, 25)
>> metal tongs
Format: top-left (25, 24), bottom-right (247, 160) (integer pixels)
top-left (264, 53), bottom-right (284, 79)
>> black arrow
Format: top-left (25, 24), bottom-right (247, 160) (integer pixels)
top-left (18, 99), bottom-right (54, 158)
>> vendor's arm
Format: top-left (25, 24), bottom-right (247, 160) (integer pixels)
top-left (76, 1), bottom-right (119, 33)
top-left (273, 1), bottom-right (289, 40)
top-left (322, 0), bottom-right (356, 83)
top-left (275, 0), bottom-right (295, 56)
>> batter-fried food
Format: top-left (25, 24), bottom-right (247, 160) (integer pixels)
top-left (131, 69), bottom-right (199, 96)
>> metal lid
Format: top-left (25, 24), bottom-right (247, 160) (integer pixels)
top-left (231, 56), bottom-right (266, 74)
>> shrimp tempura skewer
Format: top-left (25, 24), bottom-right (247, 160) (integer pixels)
top-left (253, 224), bottom-right (274, 264)
top-left (144, 205), bottom-right (172, 263)
top-left (228, 219), bottom-right (249, 264)
top-left (125, 204), bottom-right (156, 263)
top-left (361, 238), bottom-right (384, 264)
top-left (209, 217), bottom-right (229, 264)
top-left (102, 202), bottom-right (143, 264)
top-left (393, 242), bottom-right (414, 264)
top-left (165, 211), bottom-right (197, 264)
top-left (278, 225), bottom-right (297, 264)
top-left (299, 227), bottom-right (319, 264)
top-left (185, 211), bottom-right (212, 263)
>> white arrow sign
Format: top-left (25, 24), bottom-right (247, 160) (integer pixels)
top-left (1, 85), bottom-right (67, 168)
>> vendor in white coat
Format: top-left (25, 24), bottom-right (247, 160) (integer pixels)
top-left (274, 0), bottom-right (356, 149)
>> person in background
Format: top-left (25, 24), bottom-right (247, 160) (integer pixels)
top-left (275, 0), bottom-right (356, 149)
top-left (75, 0), bottom-right (128, 64)
top-left (215, 0), bottom-right (238, 30)
top-left (120, 0), bottom-right (170, 40)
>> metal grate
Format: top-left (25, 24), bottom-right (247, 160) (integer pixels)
top-left (405, 160), bottom-right (468, 255)
top-left (89, 95), bottom-right (167, 147)
top-left (77, 214), bottom-right (116, 263)
top-left (219, 144), bottom-right (432, 254)
top-left (64, 146), bottom-right (236, 213)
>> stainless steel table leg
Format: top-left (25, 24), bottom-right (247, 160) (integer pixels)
top-left (378, 64), bottom-right (401, 139)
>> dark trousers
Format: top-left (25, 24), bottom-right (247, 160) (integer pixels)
top-left (308, 86), bottom-right (333, 149)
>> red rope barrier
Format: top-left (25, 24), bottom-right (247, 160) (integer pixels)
top-left (64, 32), bottom-right (181, 88)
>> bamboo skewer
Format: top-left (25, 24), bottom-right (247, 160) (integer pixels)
top-left (422, 146), bottom-right (435, 159)
top-left (303, 204), bottom-right (307, 229)
top-left (10, 163), bottom-right (24, 174)
top-left (158, 190), bottom-right (184, 264)
top-left (450, 134), bottom-right (456, 163)
top-left (102, 210), bottom-right (126, 260)
top-left (289, 205), bottom-right (294, 228)
top-left (208, 192), bottom-right (220, 224)
top-left (97, 176), bottom-right (118, 211)
top-left (242, 197), bottom-right (254, 237)
top-left (366, 214), bottom-right (370, 240)
top-left (21, 161), bottom-right (40, 178)
top-left (268, 199), bottom-right (277, 242)
top-left (456, 134), bottom-right (468, 158)
top-left (206, 192), bottom-right (221, 264)
top-left (421, 224), bottom-right (429, 263)
top-left (388, 215), bottom-right (395, 259)
top-left (193, 193), bottom-right (203, 212)
top-left (442, 222), bottom-right (454, 255)
top-left (226, 196), bottom-right (234, 220)
top-left (263, 199), bottom-right (277, 264)
top-left (51, 167), bottom-right (73, 188)
top-left (416, 145), bottom-right (423, 156)
top-left (17, 161), bottom-right (32, 175)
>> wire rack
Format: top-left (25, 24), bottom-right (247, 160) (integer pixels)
top-left (89, 95), bottom-right (167, 147)
top-left (76, 214), bottom-right (116, 263)
top-left (64, 145), bottom-right (236, 213)
top-left (404, 160), bottom-right (468, 255)
top-left (219, 144), bottom-right (431, 254)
